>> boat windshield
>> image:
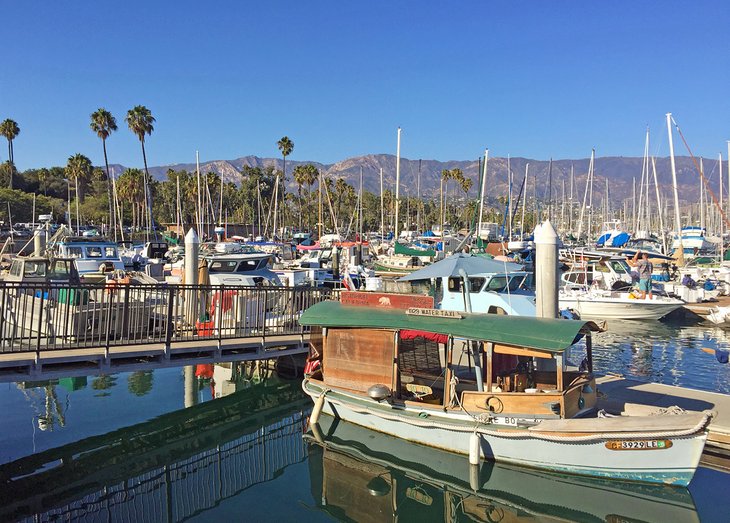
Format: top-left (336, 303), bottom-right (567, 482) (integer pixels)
top-left (237, 259), bottom-right (265, 272)
top-left (208, 260), bottom-right (238, 273)
top-left (485, 275), bottom-right (524, 292)
top-left (608, 260), bottom-right (629, 274)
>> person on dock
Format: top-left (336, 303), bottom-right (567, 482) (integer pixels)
top-left (629, 251), bottom-right (653, 300)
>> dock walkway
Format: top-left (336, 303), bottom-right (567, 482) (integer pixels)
top-left (597, 375), bottom-right (730, 468)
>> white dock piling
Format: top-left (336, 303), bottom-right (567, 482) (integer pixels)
top-left (184, 228), bottom-right (200, 326)
top-left (535, 221), bottom-right (559, 319)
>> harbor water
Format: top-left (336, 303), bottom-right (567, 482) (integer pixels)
top-left (1, 319), bottom-right (729, 522)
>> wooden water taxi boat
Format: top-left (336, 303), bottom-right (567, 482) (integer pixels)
top-left (301, 300), bottom-right (713, 486)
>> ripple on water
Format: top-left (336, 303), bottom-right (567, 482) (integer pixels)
top-left (592, 319), bottom-right (730, 394)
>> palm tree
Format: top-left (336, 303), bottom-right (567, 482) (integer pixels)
top-left (440, 169), bottom-right (453, 228)
top-left (66, 154), bottom-right (93, 232)
top-left (300, 164), bottom-right (319, 230)
top-left (125, 106), bottom-right (155, 235)
top-left (0, 118), bottom-right (20, 189)
top-left (117, 168), bottom-right (144, 229)
top-left (90, 108), bottom-right (118, 235)
top-left (276, 136), bottom-right (294, 233)
top-left (292, 165), bottom-right (309, 230)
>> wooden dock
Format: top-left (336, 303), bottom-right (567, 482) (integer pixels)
top-left (682, 294), bottom-right (730, 318)
top-left (0, 333), bottom-right (310, 383)
top-left (597, 375), bottom-right (730, 469)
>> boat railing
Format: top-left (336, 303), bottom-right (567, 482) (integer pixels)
top-left (0, 282), bottom-right (339, 353)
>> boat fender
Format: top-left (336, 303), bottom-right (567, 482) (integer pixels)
top-left (310, 391), bottom-right (328, 425)
top-left (469, 432), bottom-right (481, 465)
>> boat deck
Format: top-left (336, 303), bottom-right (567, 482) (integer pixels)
top-left (597, 374), bottom-right (730, 469)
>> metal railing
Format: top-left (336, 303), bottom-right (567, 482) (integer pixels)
top-left (0, 282), bottom-right (338, 353)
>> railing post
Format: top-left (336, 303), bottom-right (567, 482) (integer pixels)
top-left (164, 286), bottom-right (175, 359)
top-left (216, 284), bottom-right (224, 356)
top-left (103, 284), bottom-right (113, 365)
top-left (35, 284), bottom-right (46, 370)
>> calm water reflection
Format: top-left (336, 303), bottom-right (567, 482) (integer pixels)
top-left (593, 319), bottom-right (730, 394)
top-left (0, 319), bottom-right (729, 522)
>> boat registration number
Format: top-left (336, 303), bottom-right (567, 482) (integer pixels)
top-left (605, 439), bottom-right (673, 451)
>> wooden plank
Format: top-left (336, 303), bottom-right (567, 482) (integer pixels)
top-left (493, 343), bottom-right (552, 359)
top-left (324, 328), bottom-right (395, 393)
top-left (460, 390), bottom-right (560, 416)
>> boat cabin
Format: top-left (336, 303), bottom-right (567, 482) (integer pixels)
top-left (55, 237), bottom-right (125, 274)
top-left (560, 251), bottom-right (633, 291)
top-left (3, 257), bottom-right (80, 285)
top-left (205, 252), bottom-right (282, 286)
top-left (301, 301), bottom-right (600, 422)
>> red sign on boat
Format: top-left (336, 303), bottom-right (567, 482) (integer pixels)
top-left (340, 291), bottom-right (434, 310)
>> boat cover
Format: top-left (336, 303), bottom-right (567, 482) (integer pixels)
top-left (300, 301), bottom-right (599, 352)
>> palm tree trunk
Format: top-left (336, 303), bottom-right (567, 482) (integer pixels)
top-left (75, 177), bottom-right (81, 234)
top-left (140, 140), bottom-right (152, 240)
top-left (102, 139), bottom-right (115, 239)
top-left (7, 140), bottom-right (13, 190)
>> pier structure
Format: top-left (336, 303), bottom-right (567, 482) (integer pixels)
top-left (0, 282), bottom-right (337, 382)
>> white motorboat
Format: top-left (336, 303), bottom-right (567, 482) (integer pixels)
top-left (559, 287), bottom-right (684, 320)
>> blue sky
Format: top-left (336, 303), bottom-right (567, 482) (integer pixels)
top-left (3, 1), bottom-right (729, 170)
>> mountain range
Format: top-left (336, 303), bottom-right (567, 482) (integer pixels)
top-left (111, 153), bottom-right (725, 207)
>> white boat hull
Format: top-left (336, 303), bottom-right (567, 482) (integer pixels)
top-left (304, 381), bottom-right (706, 486)
top-left (559, 292), bottom-right (684, 320)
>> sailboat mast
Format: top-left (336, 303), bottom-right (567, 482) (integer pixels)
top-left (379, 167), bottom-right (384, 239)
top-left (417, 159), bottom-right (421, 233)
top-left (521, 163), bottom-right (528, 238)
top-left (507, 155), bottom-right (513, 238)
top-left (651, 157), bottom-right (666, 253)
top-left (477, 149), bottom-right (488, 241)
top-left (666, 113), bottom-right (683, 260)
top-left (394, 127), bottom-right (402, 241)
top-left (699, 158), bottom-right (705, 231)
top-left (577, 150), bottom-right (594, 240)
top-left (547, 157), bottom-right (553, 224)
top-left (196, 151), bottom-right (202, 235)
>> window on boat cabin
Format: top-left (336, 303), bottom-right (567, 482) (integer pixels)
top-left (486, 276), bottom-right (509, 292)
top-left (608, 260), bottom-right (628, 274)
top-left (209, 260), bottom-right (238, 273)
top-left (594, 263), bottom-right (610, 273)
top-left (447, 277), bottom-right (484, 293)
top-left (237, 259), bottom-right (263, 272)
top-left (104, 247), bottom-right (117, 258)
top-left (67, 247), bottom-right (83, 258)
top-left (49, 260), bottom-right (71, 278)
top-left (9, 260), bottom-right (22, 277)
top-left (397, 333), bottom-right (445, 405)
top-left (564, 270), bottom-right (592, 285)
top-left (86, 246), bottom-right (103, 258)
top-left (24, 261), bottom-right (47, 277)
top-left (448, 277), bottom-right (461, 292)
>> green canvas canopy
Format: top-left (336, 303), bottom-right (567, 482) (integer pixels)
top-left (300, 301), bottom-right (599, 353)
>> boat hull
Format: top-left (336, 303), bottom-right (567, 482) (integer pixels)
top-left (304, 381), bottom-right (706, 486)
top-left (559, 295), bottom-right (683, 320)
